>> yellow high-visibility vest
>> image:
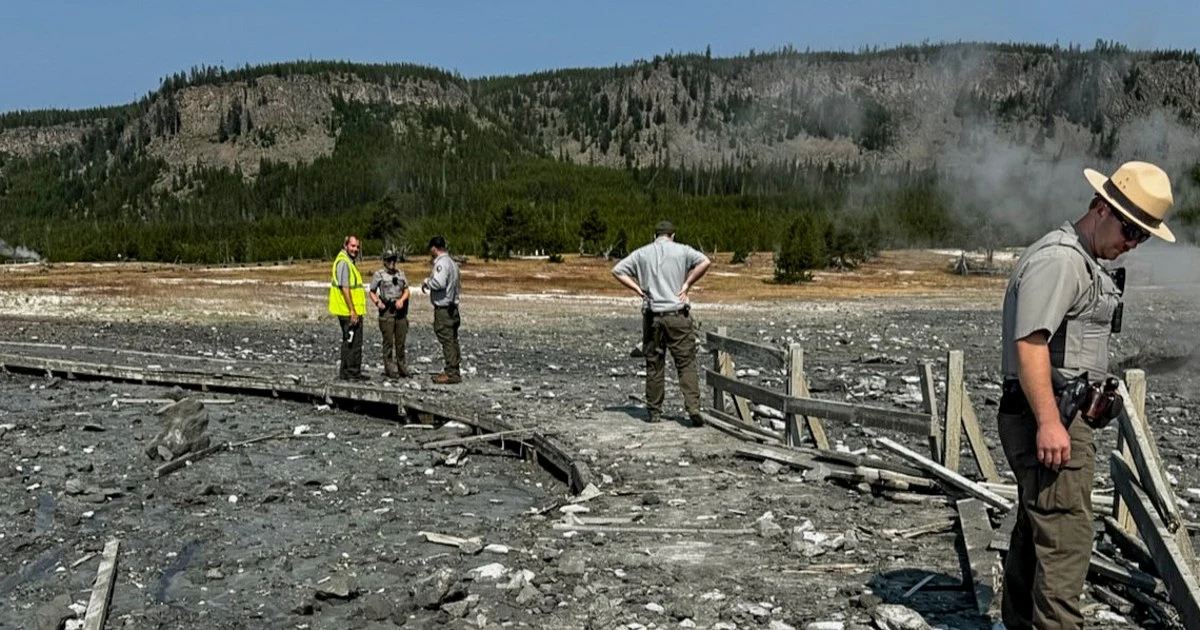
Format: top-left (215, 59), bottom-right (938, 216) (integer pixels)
top-left (328, 251), bottom-right (367, 316)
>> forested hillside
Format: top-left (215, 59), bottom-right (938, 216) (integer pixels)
top-left (2, 42), bottom-right (1200, 269)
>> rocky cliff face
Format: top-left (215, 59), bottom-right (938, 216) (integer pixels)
top-left (3, 45), bottom-right (1199, 177)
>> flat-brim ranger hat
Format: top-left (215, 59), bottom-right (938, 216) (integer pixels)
top-left (1084, 160), bottom-right (1176, 243)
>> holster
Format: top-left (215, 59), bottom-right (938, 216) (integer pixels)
top-left (999, 371), bottom-right (1122, 429)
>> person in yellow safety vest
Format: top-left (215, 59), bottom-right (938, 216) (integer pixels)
top-left (329, 235), bottom-right (369, 381)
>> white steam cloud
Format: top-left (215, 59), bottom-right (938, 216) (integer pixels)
top-left (0, 239), bottom-right (44, 262)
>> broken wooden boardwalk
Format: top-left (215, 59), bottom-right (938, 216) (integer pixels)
top-left (0, 343), bottom-right (591, 495)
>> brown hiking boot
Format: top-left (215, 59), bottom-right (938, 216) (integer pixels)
top-left (431, 373), bottom-right (462, 385)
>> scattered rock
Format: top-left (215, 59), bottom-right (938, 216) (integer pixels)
top-left (205, 568), bottom-right (224, 580)
top-left (315, 575), bottom-right (359, 600)
top-left (871, 604), bottom-right (931, 630)
top-left (361, 593), bottom-right (393, 621)
top-left (145, 398), bottom-right (210, 461)
top-left (411, 567), bottom-right (463, 610)
top-left (467, 562), bottom-right (508, 581)
top-left (807, 622), bottom-right (845, 630)
top-left (441, 598), bottom-right (472, 618)
top-left (558, 553), bottom-right (586, 576)
top-left (515, 584), bottom-right (540, 606)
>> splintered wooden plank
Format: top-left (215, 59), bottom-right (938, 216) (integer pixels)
top-left (83, 539), bottom-right (120, 630)
top-left (781, 396), bottom-right (929, 436)
top-left (876, 437), bottom-right (1013, 512)
top-left (1116, 375), bottom-right (1192, 580)
top-left (716, 354), bottom-right (755, 424)
top-left (734, 443), bottom-right (822, 471)
top-left (787, 345), bottom-right (830, 450)
top-left (698, 410), bottom-right (783, 445)
top-left (918, 362), bottom-right (943, 463)
top-left (943, 350), bottom-right (965, 473)
top-left (960, 390), bottom-right (1000, 482)
top-left (705, 368), bottom-right (789, 411)
top-left (956, 498), bottom-right (1001, 615)
top-left (711, 328), bottom-right (728, 414)
top-left (1111, 452), bottom-right (1200, 627)
top-left (704, 331), bottom-right (787, 369)
top-left (1115, 369), bottom-right (1146, 533)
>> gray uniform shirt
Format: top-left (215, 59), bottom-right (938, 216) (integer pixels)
top-left (425, 253), bottom-right (461, 307)
top-left (1001, 222), bottom-right (1121, 380)
top-left (612, 237), bottom-right (709, 314)
top-left (370, 267), bottom-right (409, 317)
top-left (369, 268), bottom-right (408, 302)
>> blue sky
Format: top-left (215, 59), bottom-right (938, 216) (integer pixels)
top-left (3, 0), bottom-right (1199, 113)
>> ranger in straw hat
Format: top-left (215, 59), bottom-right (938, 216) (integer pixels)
top-left (996, 160), bottom-right (1176, 628)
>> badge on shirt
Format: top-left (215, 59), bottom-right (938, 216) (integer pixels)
top-left (435, 265), bottom-right (442, 273)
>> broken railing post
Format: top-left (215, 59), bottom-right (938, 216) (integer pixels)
top-left (918, 362), bottom-right (942, 464)
top-left (786, 344), bottom-right (829, 450)
top-left (943, 350), bottom-right (964, 473)
top-left (1114, 369), bottom-right (1147, 534)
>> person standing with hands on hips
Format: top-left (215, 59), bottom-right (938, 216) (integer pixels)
top-left (369, 247), bottom-right (412, 379)
top-left (421, 236), bottom-right (462, 385)
top-left (996, 161), bottom-right (1178, 629)
top-left (612, 220), bottom-right (711, 424)
top-left (329, 235), bottom-right (369, 381)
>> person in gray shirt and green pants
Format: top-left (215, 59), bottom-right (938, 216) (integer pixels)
top-left (422, 236), bottom-right (462, 385)
top-left (613, 220), bottom-right (711, 424)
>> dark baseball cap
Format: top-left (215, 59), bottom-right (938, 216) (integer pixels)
top-left (655, 220), bottom-right (676, 235)
top-left (428, 236), bottom-right (447, 250)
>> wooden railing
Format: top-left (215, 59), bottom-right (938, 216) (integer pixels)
top-left (703, 329), bottom-right (998, 482)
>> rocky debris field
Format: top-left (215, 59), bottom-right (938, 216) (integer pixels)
top-left (3, 282), bottom-right (1200, 629)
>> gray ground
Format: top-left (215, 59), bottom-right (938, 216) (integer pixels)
top-left (2, 282), bottom-right (1200, 630)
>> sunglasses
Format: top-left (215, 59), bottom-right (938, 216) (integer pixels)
top-left (1114, 212), bottom-right (1150, 244)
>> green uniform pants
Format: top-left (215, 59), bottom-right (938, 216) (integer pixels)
top-left (997, 410), bottom-right (1095, 630)
top-left (642, 310), bottom-right (701, 418)
top-left (378, 315), bottom-right (409, 376)
top-left (337, 316), bottom-right (364, 378)
top-left (433, 305), bottom-right (461, 377)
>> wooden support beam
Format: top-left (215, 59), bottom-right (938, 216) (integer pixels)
top-left (700, 409), bottom-right (783, 443)
top-left (153, 442), bottom-right (230, 479)
top-left (782, 395), bottom-right (929, 436)
top-left (1102, 515), bottom-right (1155, 572)
top-left (943, 350), bottom-right (965, 473)
top-left (734, 443), bottom-right (823, 472)
top-left (705, 331), bottom-right (787, 369)
top-left (704, 368), bottom-right (790, 411)
top-left (552, 522), bottom-right (755, 535)
top-left (918, 362), bottom-right (942, 464)
top-left (875, 437), bottom-right (1013, 512)
top-left (1110, 452), bottom-right (1200, 627)
top-left (956, 498), bottom-right (1001, 615)
top-left (83, 539), bottom-right (120, 630)
top-left (1116, 377), bottom-right (1185, 535)
top-left (960, 390), bottom-right (1000, 482)
top-left (1115, 369), bottom-right (1146, 534)
top-left (786, 345), bottom-right (829, 450)
top-left (421, 428), bottom-right (540, 450)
